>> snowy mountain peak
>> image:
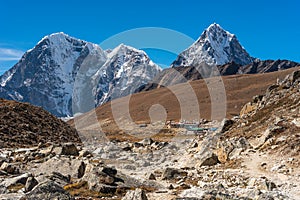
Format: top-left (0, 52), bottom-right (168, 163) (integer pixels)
top-left (205, 23), bottom-right (235, 39)
top-left (91, 43), bottom-right (161, 106)
top-left (171, 23), bottom-right (254, 67)
top-left (109, 43), bottom-right (144, 57)
top-left (207, 23), bottom-right (225, 31)
top-left (0, 33), bottom-right (161, 117)
top-left (206, 23), bottom-right (222, 31)
top-left (107, 44), bottom-right (161, 70)
top-left (48, 32), bottom-right (69, 38)
top-left (38, 32), bottom-right (70, 44)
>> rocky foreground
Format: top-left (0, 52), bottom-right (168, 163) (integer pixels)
top-left (0, 70), bottom-right (300, 200)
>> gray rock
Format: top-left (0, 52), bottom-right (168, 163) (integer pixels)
top-left (197, 152), bottom-right (219, 167)
top-left (79, 149), bottom-right (93, 158)
top-left (124, 164), bottom-right (137, 170)
top-left (82, 164), bottom-right (123, 194)
top-left (151, 141), bottom-right (168, 150)
top-left (25, 181), bottom-right (74, 200)
top-left (61, 143), bottom-right (79, 156)
top-left (0, 170), bottom-right (8, 176)
top-left (194, 132), bottom-right (220, 167)
top-left (97, 184), bottom-right (117, 194)
top-left (52, 146), bottom-right (63, 155)
top-left (218, 118), bottom-right (234, 134)
top-left (253, 95), bottom-right (264, 103)
top-left (49, 172), bottom-right (71, 185)
top-left (102, 166), bottom-right (117, 176)
top-left (77, 161), bottom-right (86, 178)
top-left (147, 173), bottom-right (156, 180)
top-left (139, 124), bottom-right (148, 128)
top-left (0, 193), bottom-right (24, 200)
top-left (0, 162), bottom-right (20, 174)
top-left (251, 125), bottom-right (284, 149)
top-left (0, 185), bottom-right (6, 194)
top-left (33, 157), bottom-right (85, 180)
top-left (247, 177), bottom-right (277, 192)
top-left (25, 176), bottom-right (38, 192)
top-left (38, 145), bottom-right (54, 156)
top-left (1, 173), bottom-right (31, 188)
top-left (201, 190), bottom-right (233, 200)
top-left (133, 142), bottom-right (144, 148)
top-left (247, 189), bottom-right (262, 199)
top-left (289, 70), bottom-right (300, 83)
top-left (266, 84), bottom-right (279, 94)
top-left (161, 168), bottom-right (187, 180)
top-left (217, 137), bottom-right (250, 163)
top-left (140, 138), bottom-right (154, 146)
top-left (122, 188), bottom-right (148, 200)
top-left (258, 179), bottom-right (277, 191)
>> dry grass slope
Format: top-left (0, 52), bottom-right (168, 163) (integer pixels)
top-left (70, 67), bottom-right (300, 142)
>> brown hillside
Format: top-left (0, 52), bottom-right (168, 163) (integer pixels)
top-left (70, 67), bottom-right (300, 140)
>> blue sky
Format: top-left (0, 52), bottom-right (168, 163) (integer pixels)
top-left (0, 0), bottom-right (299, 74)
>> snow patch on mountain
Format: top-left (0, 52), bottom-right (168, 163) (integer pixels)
top-left (0, 69), bottom-right (16, 87)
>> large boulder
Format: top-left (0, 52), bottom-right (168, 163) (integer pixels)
top-left (33, 157), bottom-right (86, 182)
top-left (193, 134), bottom-right (220, 167)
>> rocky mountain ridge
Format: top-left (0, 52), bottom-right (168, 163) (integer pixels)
top-left (138, 59), bottom-right (299, 92)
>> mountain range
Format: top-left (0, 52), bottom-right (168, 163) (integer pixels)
top-left (0, 24), bottom-right (299, 117)
top-left (0, 33), bottom-right (161, 117)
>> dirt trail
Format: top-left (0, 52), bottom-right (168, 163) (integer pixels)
top-left (243, 151), bottom-right (300, 199)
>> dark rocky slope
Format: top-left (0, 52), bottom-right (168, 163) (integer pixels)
top-left (0, 99), bottom-right (81, 148)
